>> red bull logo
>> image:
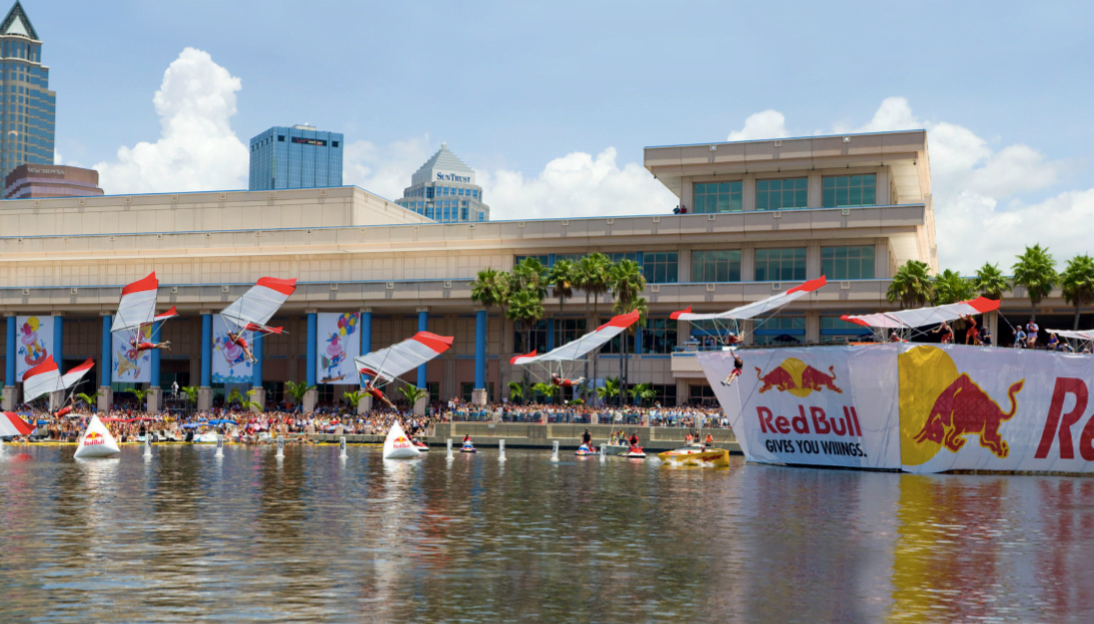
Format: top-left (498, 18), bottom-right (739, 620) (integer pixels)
top-left (755, 358), bottom-right (842, 398)
top-left (84, 431), bottom-right (105, 446)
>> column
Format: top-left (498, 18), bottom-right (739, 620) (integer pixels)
top-left (98, 313), bottom-right (113, 412)
top-left (417, 308), bottom-right (428, 389)
top-left (3, 314), bottom-right (15, 410)
top-left (546, 317), bottom-right (555, 351)
top-left (472, 309), bottom-right (487, 406)
top-left (359, 309), bottom-right (373, 414)
top-left (53, 314), bottom-right (63, 367)
top-left (250, 333), bottom-right (265, 412)
top-left (198, 312), bottom-right (213, 410)
top-left (303, 310), bottom-right (318, 413)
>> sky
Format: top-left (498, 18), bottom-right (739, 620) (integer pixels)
top-left (24, 0), bottom-right (1094, 273)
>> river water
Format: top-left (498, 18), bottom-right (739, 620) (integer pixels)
top-left (0, 444), bottom-right (1091, 623)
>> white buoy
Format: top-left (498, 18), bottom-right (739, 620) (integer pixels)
top-left (599, 443), bottom-right (606, 463)
top-left (144, 435), bottom-right (153, 459)
top-left (215, 433), bottom-right (224, 458)
top-left (550, 440), bottom-right (559, 462)
top-left (276, 434), bottom-right (285, 459)
top-left (499, 439), bottom-right (506, 462)
top-left (339, 436), bottom-right (347, 459)
top-left (446, 438), bottom-right (454, 460)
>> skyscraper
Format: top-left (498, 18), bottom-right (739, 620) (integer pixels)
top-left (248, 124), bottom-right (343, 191)
top-left (0, 1), bottom-right (55, 184)
top-left (395, 144), bottom-right (490, 223)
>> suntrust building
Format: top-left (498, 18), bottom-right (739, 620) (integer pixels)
top-left (0, 131), bottom-right (965, 412)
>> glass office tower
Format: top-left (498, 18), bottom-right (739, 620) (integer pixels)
top-left (0, 1), bottom-right (56, 184)
top-left (395, 143), bottom-right (490, 223)
top-left (249, 124), bottom-right (343, 190)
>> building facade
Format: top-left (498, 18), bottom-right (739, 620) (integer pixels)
top-left (19, 130), bottom-right (1083, 414)
top-left (0, 2), bottom-right (55, 183)
top-left (248, 124), bottom-right (343, 191)
top-left (395, 143), bottom-right (490, 223)
top-left (4, 163), bottom-right (103, 198)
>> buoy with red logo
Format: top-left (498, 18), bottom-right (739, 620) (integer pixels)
top-left (74, 415), bottom-right (120, 459)
top-left (383, 421), bottom-right (421, 460)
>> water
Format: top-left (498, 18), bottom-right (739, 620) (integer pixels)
top-left (1, 446), bottom-right (1093, 623)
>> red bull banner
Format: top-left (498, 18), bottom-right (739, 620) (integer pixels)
top-left (702, 344), bottom-right (1094, 474)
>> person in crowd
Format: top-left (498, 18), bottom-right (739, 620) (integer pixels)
top-left (962, 315), bottom-right (980, 346)
top-left (1013, 326), bottom-right (1027, 349)
top-left (1026, 319), bottom-right (1039, 349)
top-left (932, 321), bottom-right (954, 344)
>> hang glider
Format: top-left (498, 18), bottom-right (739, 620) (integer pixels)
top-left (0, 412), bottom-right (35, 437)
top-left (22, 357), bottom-right (95, 403)
top-left (670, 277), bottom-right (827, 322)
top-left (354, 331), bottom-right (454, 387)
top-left (840, 297), bottom-right (999, 330)
top-left (1047, 329), bottom-right (1094, 342)
top-left (111, 273), bottom-right (178, 337)
top-left (220, 277), bottom-right (297, 335)
top-left (510, 310), bottom-right (641, 366)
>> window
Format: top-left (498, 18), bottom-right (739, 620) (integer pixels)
top-left (753, 316), bottom-right (806, 346)
top-left (757, 177), bottom-right (808, 210)
top-left (642, 318), bottom-right (677, 354)
top-left (821, 246), bottom-right (875, 280)
top-left (553, 318), bottom-right (586, 346)
top-left (514, 320), bottom-right (549, 353)
top-left (693, 181), bottom-right (742, 213)
top-left (821, 316), bottom-right (872, 344)
top-left (515, 255), bottom-right (550, 266)
top-left (332, 141), bottom-right (339, 148)
top-left (754, 248), bottom-right (806, 282)
top-left (689, 384), bottom-right (718, 406)
top-left (822, 174), bottom-right (876, 208)
top-left (608, 252), bottom-right (639, 264)
top-left (477, 212), bottom-right (485, 222)
top-left (691, 250), bottom-right (741, 282)
top-left (648, 384), bottom-right (677, 407)
top-left (643, 252), bottom-right (678, 283)
top-left (462, 382), bottom-right (496, 403)
top-left (278, 135), bottom-right (285, 142)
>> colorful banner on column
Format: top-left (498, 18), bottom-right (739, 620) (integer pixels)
top-left (15, 315), bottom-right (54, 379)
top-left (212, 314), bottom-right (253, 384)
top-left (316, 312), bottom-right (360, 384)
top-left (701, 344), bottom-right (1094, 474)
top-left (112, 325), bottom-right (152, 383)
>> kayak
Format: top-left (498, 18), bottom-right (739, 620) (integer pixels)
top-left (658, 447), bottom-right (731, 467)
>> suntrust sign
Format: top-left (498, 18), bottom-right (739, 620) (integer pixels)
top-left (436, 172), bottom-right (471, 183)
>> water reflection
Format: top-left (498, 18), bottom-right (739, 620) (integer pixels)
top-left (2, 448), bottom-right (1094, 622)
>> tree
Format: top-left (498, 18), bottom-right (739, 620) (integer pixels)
top-left (506, 287), bottom-right (545, 402)
top-left (577, 253), bottom-right (612, 403)
top-left (398, 385), bottom-right (429, 407)
top-left (532, 382), bottom-right (560, 405)
top-left (548, 259), bottom-right (578, 317)
top-left (245, 388), bottom-right (264, 413)
top-left (511, 257), bottom-right (549, 298)
top-left (226, 387), bottom-right (245, 406)
top-left (470, 267), bottom-right (511, 382)
top-left (609, 259), bottom-right (647, 404)
top-left (180, 386), bottom-right (199, 406)
top-left (508, 381), bottom-right (524, 403)
top-left (933, 269), bottom-right (975, 305)
top-left (1061, 254), bottom-right (1094, 330)
top-left (1012, 244), bottom-right (1057, 322)
top-left (596, 377), bottom-right (621, 403)
top-left (76, 391), bottom-right (99, 410)
top-left (973, 262), bottom-right (1011, 301)
top-left (343, 390), bottom-right (364, 410)
top-left (628, 382), bottom-right (655, 406)
top-left (285, 380), bottom-right (315, 413)
top-left (887, 260), bottom-right (934, 309)
top-left (128, 387), bottom-right (148, 404)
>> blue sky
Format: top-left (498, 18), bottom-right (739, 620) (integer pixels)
top-left (24, 0), bottom-right (1094, 271)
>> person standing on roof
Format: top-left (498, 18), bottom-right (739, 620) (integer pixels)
top-left (1026, 319), bottom-right (1039, 349)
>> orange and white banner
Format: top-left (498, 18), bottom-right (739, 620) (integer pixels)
top-left (701, 344), bottom-right (1094, 474)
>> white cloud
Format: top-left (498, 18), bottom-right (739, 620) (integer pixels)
top-left (93, 48), bottom-right (248, 194)
top-left (53, 150), bottom-right (61, 165)
top-left (727, 110), bottom-right (789, 141)
top-left (342, 136), bottom-right (432, 200)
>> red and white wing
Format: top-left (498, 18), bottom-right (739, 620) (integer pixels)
top-left (670, 276), bottom-right (827, 321)
top-left (509, 310), bottom-right (640, 365)
top-left (1047, 329), bottom-right (1094, 341)
top-left (840, 297), bottom-right (1000, 330)
top-left (354, 331), bottom-right (454, 385)
top-left (60, 358), bottom-right (95, 390)
top-left (111, 272), bottom-right (159, 334)
top-left (22, 357), bottom-right (61, 402)
top-left (153, 307), bottom-right (179, 324)
top-left (0, 412), bottom-right (34, 437)
top-left (221, 277), bottom-right (297, 332)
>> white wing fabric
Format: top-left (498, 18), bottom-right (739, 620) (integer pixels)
top-left (111, 273), bottom-right (159, 334)
top-left (670, 276), bottom-right (827, 321)
top-left (510, 310), bottom-right (640, 365)
top-left (1047, 329), bottom-right (1094, 341)
top-left (355, 332), bottom-right (454, 385)
top-left (840, 297), bottom-right (1000, 330)
top-left (221, 277), bottom-right (297, 333)
top-left (22, 357), bottom-right (94, 403)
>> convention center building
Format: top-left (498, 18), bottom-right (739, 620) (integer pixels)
top-left (0, 130), bottom-right (966, 411)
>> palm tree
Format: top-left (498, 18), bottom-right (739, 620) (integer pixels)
top-left (470, 267), bottom-right (511, 401)
top-left (76, 391), bottom-right (99, 410)
top-left (129, 387), bottom-right (148, 404)
top-left (398, 385), bottom-right (429, 409)
top-left (1012, 244), bottom-right (1057, 322)
top-left (972, 263), bottom-right (1011, 300)
top-left (245, 388), bottom-right (264, 413)
top-left (1060, 254), bottom-right (1094, 330)
top-left (343, 390), bottom-right (364, 410)
top-left (577, 253), bottom-right (612, 402)
top-left (180, 385), bottom-right (199, 407)
top-left (506, 287), bottom-right (545, 401)
top-left (609, 259), bottom-right (647, 404)
top-left (887, 260), bottom-right (934, 309)
top-left (628, 382), bottom-right (655, 407)
top-left (508, 381), bottom-right (524, 404)
top-left (532, 382), bottom-right (560, 405)
top-left (226, 387), bottom-right (245, 407)
top-left (596, 377), bottom-right (621, 403)
top-left (933, 269), bottom-right (975, 305)
top-left (511, 257), bottom-right (548, 298)
top-left (285, 380), bottom-right (315, 413)
top-left (548, 259), bottom-right (578, 316)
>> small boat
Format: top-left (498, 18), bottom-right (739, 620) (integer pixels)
top-left (460, 440), bottom-right (477, 453)
top-left (383, 422), bottom-right (421, 460)
top-left (574, 443), bottom-right (598, 456)
top-left (412, 439), bottom-right (429, 452)
top-left (623, 445), bottom-right (647, 459)
top-left (658, 446), bottom-right (731, 467)
top-left (193, 431), bottom-right (219, 444)
top-left (601, 444), bottom-right (630, 457)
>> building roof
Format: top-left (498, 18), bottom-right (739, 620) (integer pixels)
top-left (0, 1), bottom-right (36, 40)
top-left (411, 143), bottom-right (476, 186)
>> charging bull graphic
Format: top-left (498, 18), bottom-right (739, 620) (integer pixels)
top-left (913, 374), bottom-right (1024, 459)
top-left (756, 358), bottom-right (842, 397)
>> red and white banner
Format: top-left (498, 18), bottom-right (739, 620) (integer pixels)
top-left (702, 344), bottom-right (1094, 474)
